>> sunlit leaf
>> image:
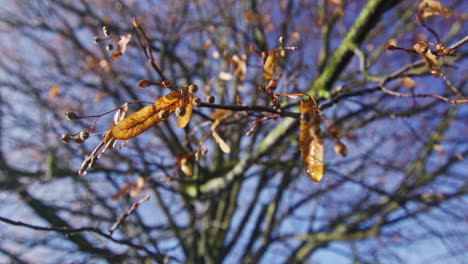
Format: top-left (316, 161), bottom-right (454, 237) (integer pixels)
top-left (299, 97), bottom-right (324, 182)
top-left (112, 92), bottom-right (180, 139)
top-left (418, 0), bottom-right (451, 19)
top-left (413, 41), bottom-right (443, 78)
top-left (111, 34), bottom-right (132, 60)
top-left (263, 50), bottom-right (279, 80)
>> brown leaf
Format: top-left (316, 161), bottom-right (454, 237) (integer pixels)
top-left (112, 90), bottom-right (185, 140)
top-left (111, 34), bottom-right (132, 60)
top-left (130, 177), bottom-right (145, 197)
top-left (49, 85), bottom-right (60, 99)
top-left (263, 50), bottom-right (279, 80)
top-left (400, 77), bottom-right (416, 89)
top-left (299, 97), bottom-right (324, 182)
top-left (413, 41), bottom-right (443, 78)
top-left (418, 0), bottom-right (451, 19)
top-left (111, 182), bottom-right (133, 200)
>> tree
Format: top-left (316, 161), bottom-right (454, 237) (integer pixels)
top-left (0, 0), bottom-right (467, 263)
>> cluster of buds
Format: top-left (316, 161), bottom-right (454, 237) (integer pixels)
top-left (61, 112), bottom-right (92, 144)
top-left (61, 130), bottom-right (90, 144)
top-left (93, 26), bottom-right (114, 51)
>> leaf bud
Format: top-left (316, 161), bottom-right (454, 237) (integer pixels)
top-left (176, 107), bottom-right (186, 117)
top-left (80, 130), bottom-right (90, 141)
top-left (61, 134), bottom-right (72, 144)
top-left (93, 36), bottom-right (101, 44)
top-left (73, 136), bottom-right (84, 144)
top-left (188, 84), bottom-right (198, 94)
top-left (106, 44), bottom-right (113, 51)
top-left (192, 97), bottom-right (201, 106)
top-left (334, 140), bottom-right (348, 157)
top-left (65, 112), bottom-right (79, 120)
top-left (279, 36), bottom-right (285, 44)
top-left (206, 95), bottom-right (215, 104)
top-left (102, 26), bottom-right (110, 37)
top-left (158, 109), bottom-right (168, 120)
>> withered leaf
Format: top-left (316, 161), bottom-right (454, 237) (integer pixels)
top-left (112, 182), bottom-right (133, 200)
top-left (299, 97), bottom-right (324, 182)
top-left (418, 0), bottom-right (451, 19)
top-left (111, 34), bottom-right (132, 60)
top-left (112, 89), bottom-right (190, 140)
top-left (413, 41), bottom-right (443, 78)
top-left (211, 113), bottom-right (231, 153)
top-left (49, 85), bottom-right (60, 99)
top-left (263, 50), bottom-right (279, 80)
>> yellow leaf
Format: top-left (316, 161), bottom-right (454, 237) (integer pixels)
top-left (418, 0), bottom-right (451, 19)
top-left (263, 50), bottom-right (279, 80)
top-left (112, 91), bottom-right (183, 139)
top-left (299, 97), bottom-right (324, 182)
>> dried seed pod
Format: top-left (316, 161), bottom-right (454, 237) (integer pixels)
top-left (206, 95), bottom-right (215, 104)
top-left (65, 112), bottom-right (79, 120)
top-left (80, 130), bottom-right (90, 141)
top-left (106, 44), bottom-right (113, 51)
top-left (192, 97), bottom-right (201, 106)
top-left (176, 107), bottom-right (186, 117)
top-left (61, 134), bottom-right (72, 144)
top-left (188, 84), bottom-right (198, 94)
top-left (334, 140), bottom-right (348, 157)
top-left (102, 26), bottom-right (110, 37)
top-left (158, 109), bottom-right (168, 120)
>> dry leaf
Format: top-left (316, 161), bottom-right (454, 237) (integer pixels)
top-left (49, 85), bottom-right (60, 99)
top-left (211, 119), bottom-right (231, 153)
top-left (112, 182), bottom-right (133, 200)
top-left (113, 88), bottom-right (193, 139)
top-left (231, 54), bottom-right (247, 81)
top-left (111, 34), bottom-right (132, 60)
top-left (400, 77), bottom-right (416, 89)
top-left (413, 41), bottom-right (443, 78)
top-left (418, 0), bottom-right (451, 19)
top-left (130, 177), bottom-right (145, 197)
top-left (263, 50), bottom-right (279, 80)
top-left (299, 97), bottom-right (324, 182)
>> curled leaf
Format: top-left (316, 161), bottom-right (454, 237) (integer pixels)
top-left (418, 0), bottom-right (451, 19)
top-left (263, 50), bottom-right (279, 80)
top-left (413, 41), bottom-right (443, 78)
top-left (299, 97), bottom-right (324, 182)
top-left (111, 34), bottom-right (132, 60)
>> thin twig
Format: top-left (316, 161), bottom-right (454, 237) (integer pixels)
top-left (0, 215), bottom-right (165, 260)
top-left (108, 195), bottom-right (150, 235)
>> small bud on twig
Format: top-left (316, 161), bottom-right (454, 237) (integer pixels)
top-left (192, 97), bottom-right (201, 106)
top-left (65, 112), bottom-right (79, 120)
top-left (188, 84), bottom-right (198, 94)
top-left (206, 95), bottom-right (215, 104)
